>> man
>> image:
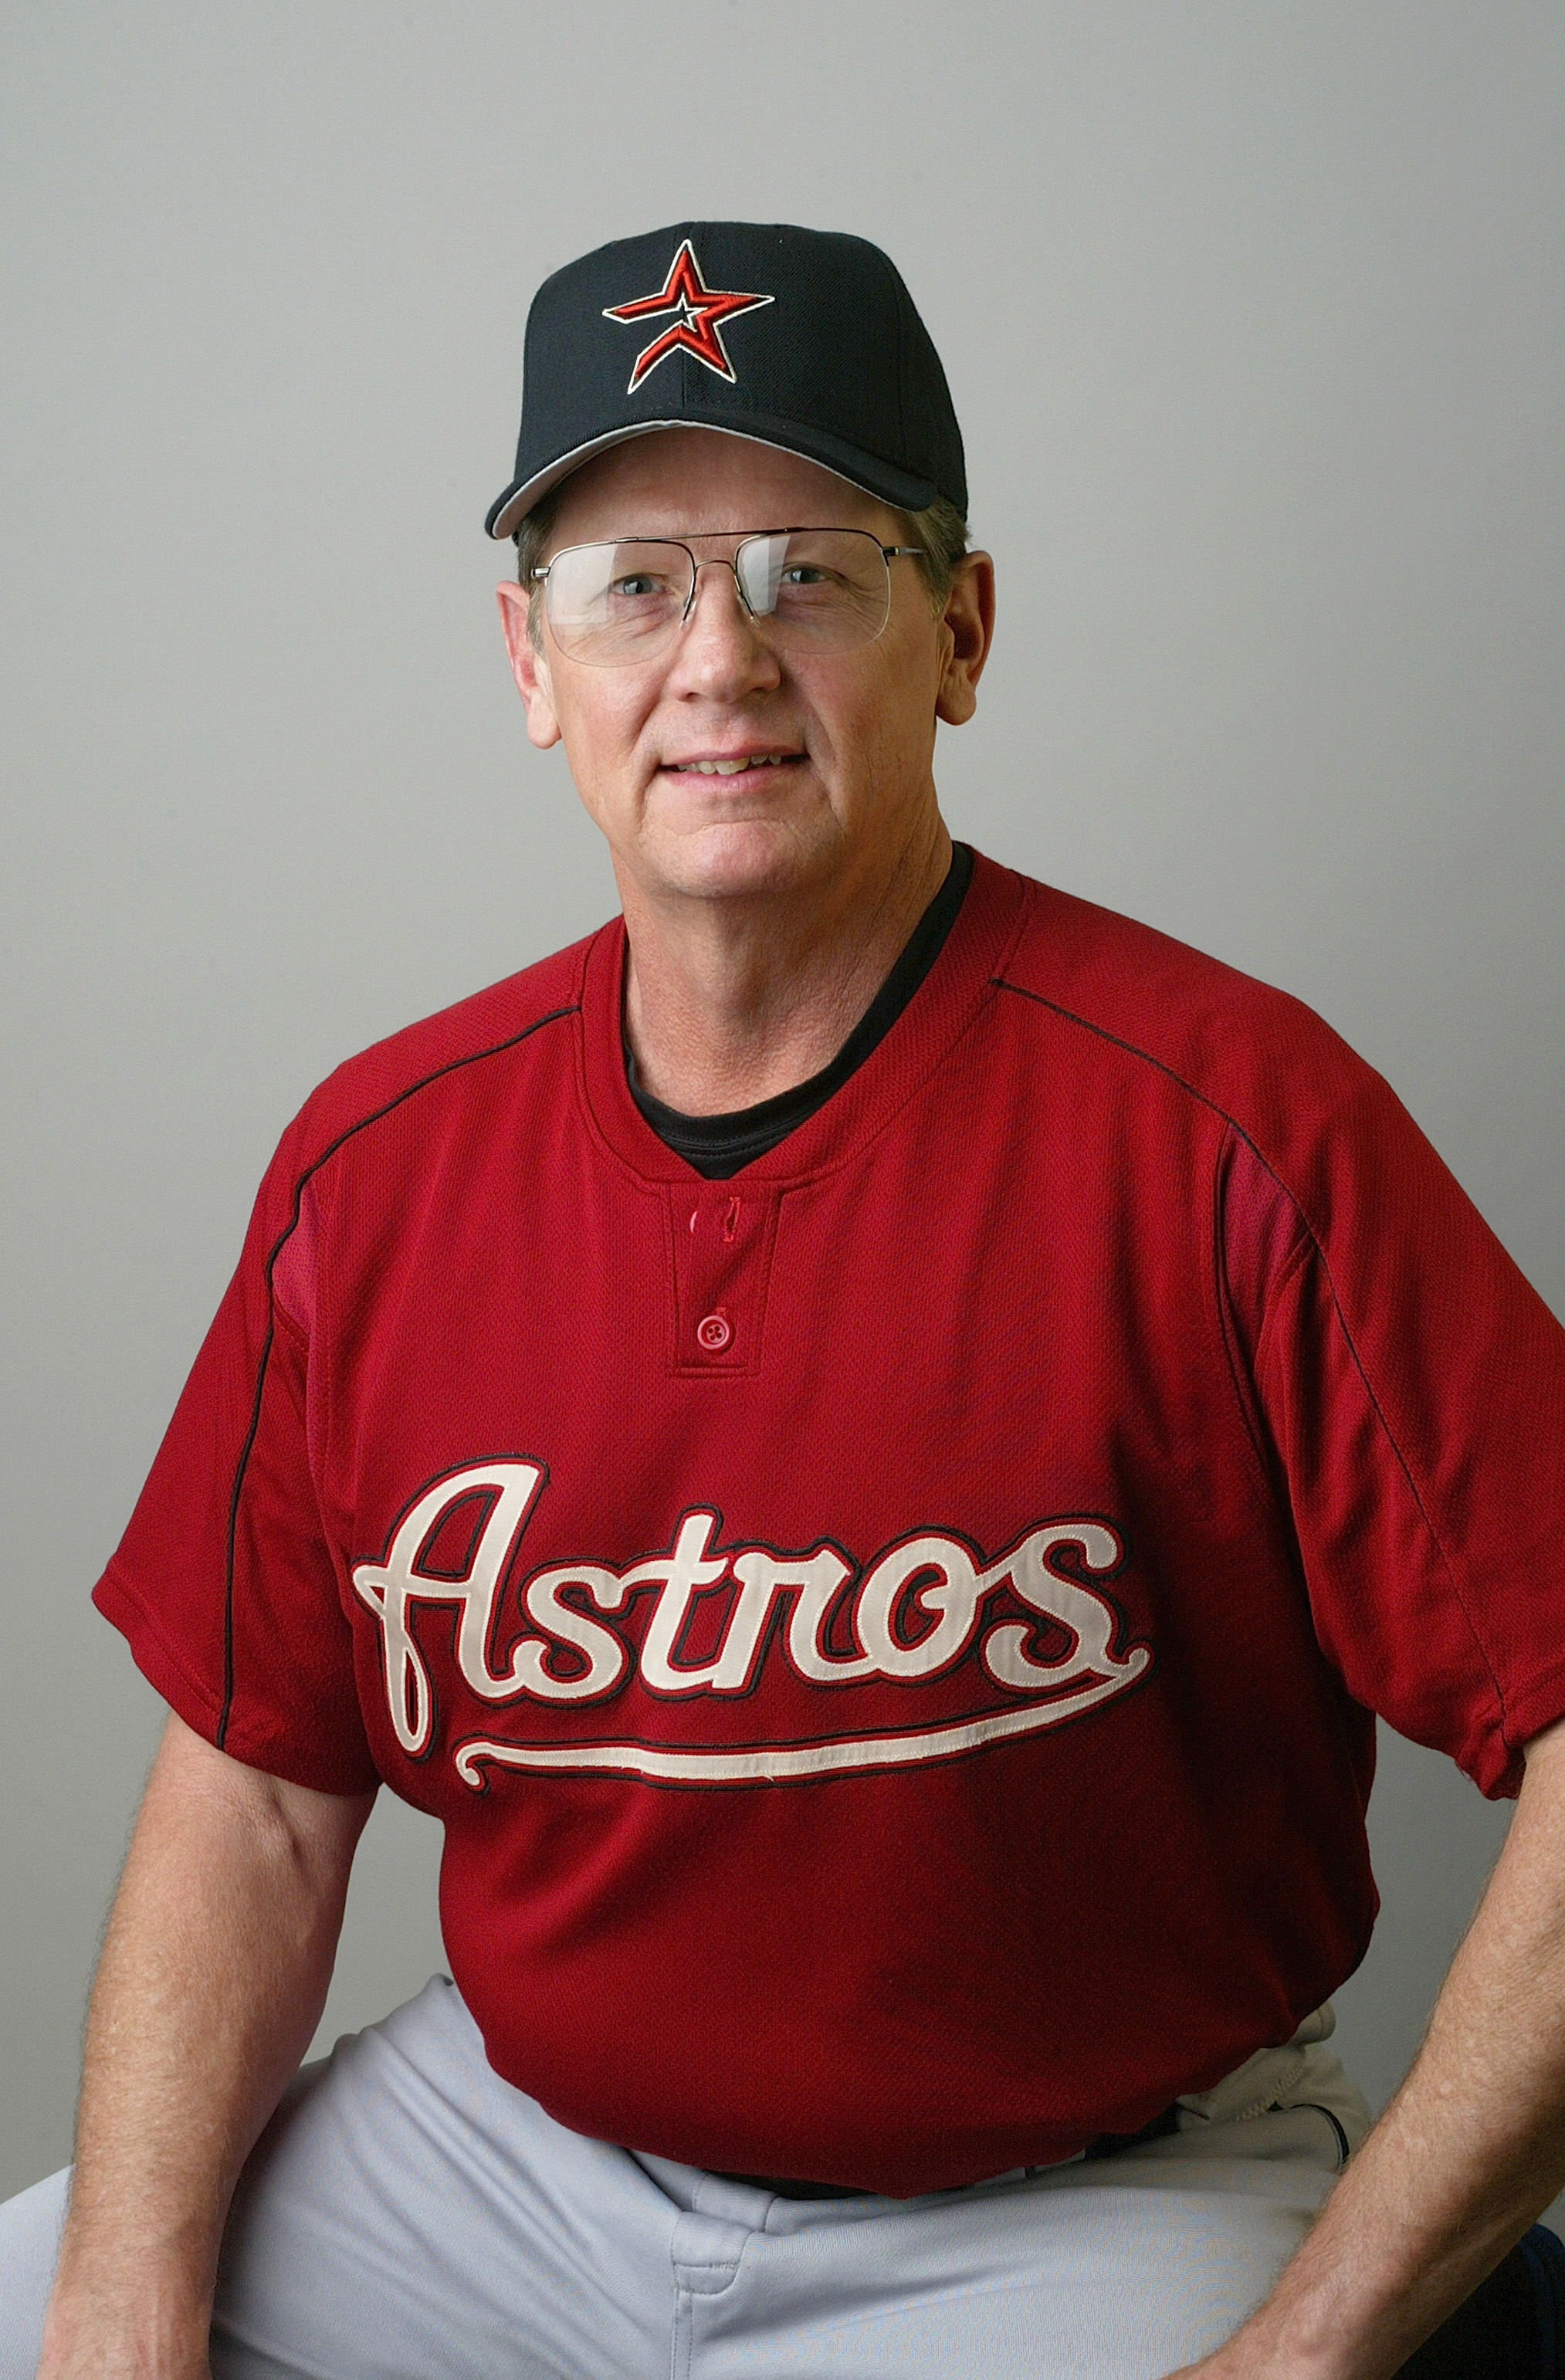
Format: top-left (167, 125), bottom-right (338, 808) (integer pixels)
top-left (3, 220), bottom-right (1564, 2380)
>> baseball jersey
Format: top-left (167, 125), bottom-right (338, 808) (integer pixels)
top-left (93, 851), bottom-right (1565, 2196)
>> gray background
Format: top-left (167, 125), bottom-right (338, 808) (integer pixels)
top-left (2, 2), bottom-right (1560, 2211)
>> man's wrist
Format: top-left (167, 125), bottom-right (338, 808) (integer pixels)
top-left (1172, 2301), bottom-right (1360, 2380)
top-left (41, 2254), bottom-right (215, 2380)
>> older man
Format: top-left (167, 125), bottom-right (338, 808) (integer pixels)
top-left (5, 222), bottom-right (1565, 2380)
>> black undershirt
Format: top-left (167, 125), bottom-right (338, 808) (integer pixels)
top-left (625, 844), bottom-right (974, 1180)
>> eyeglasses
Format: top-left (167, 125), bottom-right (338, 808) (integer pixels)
top-left (529, 528), bottom-right (922, 667)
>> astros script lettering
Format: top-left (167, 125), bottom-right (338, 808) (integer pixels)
top-left (351, 1462), bottom-right (1151, 1787)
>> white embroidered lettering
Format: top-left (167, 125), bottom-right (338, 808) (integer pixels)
top-left (354, 1465), bottom-right (1151, 1783)
top-left (631, 1514), bottom-right (735, 1694)
top-left (351, 1461), bottom-right (547, 1755)
top-left (980, 1522), bottom-right (1148, 1694)
top-left (777, 1548), bottom-right (868, 1682)
top-left (855, 1535), bottom-right (986, 1680)
top-left (516, 1566), bottom-right (629, 1701)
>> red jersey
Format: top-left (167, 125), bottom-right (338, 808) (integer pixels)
top-left (95, 852), bottom-right (1565, 2195)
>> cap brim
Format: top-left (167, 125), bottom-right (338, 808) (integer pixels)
top-left (485, 417), bottom-right (940, 539)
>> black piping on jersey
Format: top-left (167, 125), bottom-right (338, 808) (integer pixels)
top-left (989, 976), bottom-right (1508, 1732)
top-left (217, 1004), bottom-right (580, 1751)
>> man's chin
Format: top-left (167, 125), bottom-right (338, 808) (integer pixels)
top-left (647, 814), bottom-right (833, 906)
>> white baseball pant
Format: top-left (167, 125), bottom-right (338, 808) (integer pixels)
top-left (0, 1975), bottom-right (1367, 2380)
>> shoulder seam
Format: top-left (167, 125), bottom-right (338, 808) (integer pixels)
top-left (991, 977), bottom-right (1509, 1732)
top-left (994, 976), bottom-right (1280, 1173)
top-left (217, 1002), bottom-right (579, 1749)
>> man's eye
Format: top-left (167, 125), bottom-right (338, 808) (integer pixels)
top-left (608, 574), bottom-right (669, 599)
top-left (780, 565), bottom-right (834, 588)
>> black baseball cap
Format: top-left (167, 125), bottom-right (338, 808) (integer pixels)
top-left (485, 220), bottom-right (967, 539)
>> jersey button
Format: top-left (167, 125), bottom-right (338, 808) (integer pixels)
top-left (696, 1310), bottom-right (732, 1352)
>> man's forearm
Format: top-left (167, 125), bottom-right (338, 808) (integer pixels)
top-left (1180, 1718), bottom-right (1565, 2380)
top-left (39, 1714), bottom-right (373, 2378)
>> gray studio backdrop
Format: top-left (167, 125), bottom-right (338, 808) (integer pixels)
top-left (2, 2), bottom-right (1561, 2209)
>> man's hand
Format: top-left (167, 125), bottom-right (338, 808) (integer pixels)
top-left (36, 1712), bottom-right (374, 2380)
top-left (1164, 1717), bottom-right (1565, 2380)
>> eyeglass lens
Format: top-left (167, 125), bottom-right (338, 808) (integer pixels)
top-left (541, 530), bottom-right (895, 665)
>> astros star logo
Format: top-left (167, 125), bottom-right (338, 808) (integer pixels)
top-left (603, 239), bottom-right (774, 394)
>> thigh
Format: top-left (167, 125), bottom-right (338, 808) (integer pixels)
top-left (0, 2168), bottom-right (69, 2380)
top-left (212, 1976), bottom-right (678, 2380)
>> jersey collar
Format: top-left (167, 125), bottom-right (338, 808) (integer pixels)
top-left (576, 848), bottom-right (1033, 1184)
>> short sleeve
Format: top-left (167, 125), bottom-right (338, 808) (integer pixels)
top-left (1223, 1109), bottom-right (1565, 1799)
top-left (92, 1109), bottom-right (379, 1796)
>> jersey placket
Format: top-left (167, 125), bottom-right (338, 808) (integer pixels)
top-left (670, 1181), bottom-right (778, 1376)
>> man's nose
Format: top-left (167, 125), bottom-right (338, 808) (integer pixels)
top-left (666, 558), bottom-right (781, 697)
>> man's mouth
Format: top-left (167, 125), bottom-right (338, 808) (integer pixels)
top-left (664, 753), bottom-right (798, 777)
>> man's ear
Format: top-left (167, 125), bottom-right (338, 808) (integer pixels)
top-left (934, 550), bottom-right (996, 727)
top-left (496, 583), bottom-right (563, 750)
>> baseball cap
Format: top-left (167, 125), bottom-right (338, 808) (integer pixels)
top-left (484, 221), bottom-right (967, 539)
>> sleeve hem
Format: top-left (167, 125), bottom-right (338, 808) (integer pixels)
top-left (1458, 1657), bottom-right (1565, 1800)
top-left (92, 1559), bottom-right (381, 1799)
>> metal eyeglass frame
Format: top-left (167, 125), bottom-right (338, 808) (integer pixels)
top-left (528, 528), bottom-right (924, 658)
